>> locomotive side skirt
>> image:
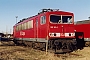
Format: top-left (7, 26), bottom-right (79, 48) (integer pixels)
top-left (84, 38), bottom-right (90, 41)
top-left (15, 38), bottom-right (48, 42)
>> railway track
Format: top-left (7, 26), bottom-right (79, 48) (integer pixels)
top-left (0, 40), bottom-right (87, 60)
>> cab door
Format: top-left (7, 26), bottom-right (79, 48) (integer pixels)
top-left (34, 18), bottom-right (38, 40)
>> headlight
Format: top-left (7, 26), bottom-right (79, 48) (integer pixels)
top-left (65, 33), bottom-right (75, 37)
top-left (49, 33), bottom-right (60, 37)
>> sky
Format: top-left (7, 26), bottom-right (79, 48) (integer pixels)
top-left (0, 0), bottom-right (90, 33)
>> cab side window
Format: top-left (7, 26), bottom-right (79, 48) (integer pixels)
top-left (40, 15), bottom-right (46, 24)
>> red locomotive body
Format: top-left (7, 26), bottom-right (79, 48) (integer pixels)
top-left (13, 9), bottom-right (76, 53)
top-left (75, 20), bottom-right (90, 46)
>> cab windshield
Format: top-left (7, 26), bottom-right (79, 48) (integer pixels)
top-left (50, 15), bottom-right (73, 23)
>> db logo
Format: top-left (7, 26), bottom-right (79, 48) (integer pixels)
top-left (60, 33), bottom-right (64, 36)
top-left (20, 31), bottom-right (25, 36)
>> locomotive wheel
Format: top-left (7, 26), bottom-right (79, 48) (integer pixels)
top-left (13, 40), bottom-right (19, 46)
top-left (41, 43), bottom-right (46, 51)
top-left (32, 42), bottom-right (36, 49)
top-left (39, 43), bottom-right (45, 50)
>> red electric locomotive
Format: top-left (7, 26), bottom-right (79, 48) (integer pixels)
top-left (13, 9), bottom-right (76, 53)
top-left (75, 20), bottom-right (90, 47)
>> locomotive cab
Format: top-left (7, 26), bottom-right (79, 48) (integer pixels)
top-left (47, 11), bottom-right (76, 53)
top-left (49, 15), bottom-right (75, 38)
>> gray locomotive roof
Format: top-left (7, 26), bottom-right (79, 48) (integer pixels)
top-left (76, 20), bottom-right (90, 24)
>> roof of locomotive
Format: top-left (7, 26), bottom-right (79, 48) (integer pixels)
top-left (14, 9), bottom-right (74, 27)
top-left (75, 20), bottom-right (90, 25)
